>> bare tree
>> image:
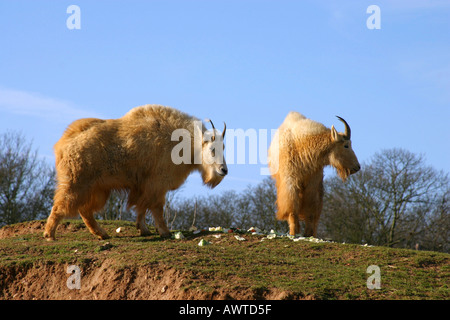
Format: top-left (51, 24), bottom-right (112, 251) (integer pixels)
top-left (241, 177), bottom-right (280, 231)
top-left (321, 148), bottom-right (449, 252)
top-left (98, 190), bottom-right (134, 221)
top-left (0, 131), bottom-right (55, 226)
top-left (163, 188), bottom-right (183, 230)
top-left (169, 197), bottom-right (200, 230)
top-left (167, 177), bottom-right (279, 232)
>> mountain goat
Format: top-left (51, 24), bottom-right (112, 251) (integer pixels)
top-left (44, 105), bottom-right (227, 240)
top-left (268, 112), bottom-right (360, 237)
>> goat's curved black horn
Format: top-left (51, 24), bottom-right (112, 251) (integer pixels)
top-left (336, 116), bottom-right (351, 140)
top-left (205, 118), bottom-right (216, 140)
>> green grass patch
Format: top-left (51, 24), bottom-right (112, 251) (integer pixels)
top-left (0, 220), bottom-right (448, 299)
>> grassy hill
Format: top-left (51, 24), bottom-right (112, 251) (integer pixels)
top-left (0, 220), bottom-right (448, 300)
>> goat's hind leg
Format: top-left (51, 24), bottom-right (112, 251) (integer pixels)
top-left (44, 191), bottom-right (78, 241)
top-left (44, 206), bottom-right (64, 241)
top-left (79, 211), bottom-right (110, 240)
top-left (288, 212), bottom-right (301, 236)
top-left (79, 191), bottom-right (110, 240)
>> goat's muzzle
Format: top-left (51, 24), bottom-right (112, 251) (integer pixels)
top-left (218, 166), bottom-right (228, 176)
top-left (350, 164), bottom-right (361, 174)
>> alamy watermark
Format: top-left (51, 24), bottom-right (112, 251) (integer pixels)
top-left (366, 265), bottom-right (381, 290)
top-left (170, 121), bottom-right (278, 176)
top-left (66, 265), bottom-right (81, 290)
top-left (366, 5), bottom-right (381, 30)
top-left (66, 5), bottom-right (81, 30)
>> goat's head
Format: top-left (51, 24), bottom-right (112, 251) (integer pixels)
top-left (201, 119), bottom-right (228, 188)
top-left (328, 116), bottom-right (360, 181)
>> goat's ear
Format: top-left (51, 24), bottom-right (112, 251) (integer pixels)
top-left (331, 125), bottom-right (341, 142)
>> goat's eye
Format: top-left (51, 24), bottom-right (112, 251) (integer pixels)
top-left (344, 145), bottom-right (349, 149)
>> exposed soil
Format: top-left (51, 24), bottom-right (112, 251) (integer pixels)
top-left (1, 220), bottom-right (448, 300)
top-left (1, 260), bottom-right (301, 300)
top-left (0, 221), bottom-right (304, 300)
top-left (0, 220), bottom-right (48, 239)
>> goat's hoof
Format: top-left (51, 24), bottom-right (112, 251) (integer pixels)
top-left (98, 234), bottom-right (111, 240)
top-left (139, 229), bottom-right (152, 237)
top-left (43, 232), bottom-right (56, 241)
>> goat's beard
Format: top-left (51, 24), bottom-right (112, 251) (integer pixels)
top-left (335, 166), bottom-right (351, 182)
top-left (201, 167), bottom-right (224, 189)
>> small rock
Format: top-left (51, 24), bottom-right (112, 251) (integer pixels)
top-left (198, 239), bottom-right (211, 246)
top-left (173, 231), bottom-right (185, 239)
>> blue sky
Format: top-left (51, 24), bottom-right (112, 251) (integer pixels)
top-left (1, 0), bottom-right (449, 198)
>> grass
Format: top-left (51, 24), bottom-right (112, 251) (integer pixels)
top-left (0, 219), bottom-right (449, 299)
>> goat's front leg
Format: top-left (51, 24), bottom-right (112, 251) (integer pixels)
top-left (136, 206), bottom-right (152, 236)
top-left (150, 205), bottom-right (171, 238)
